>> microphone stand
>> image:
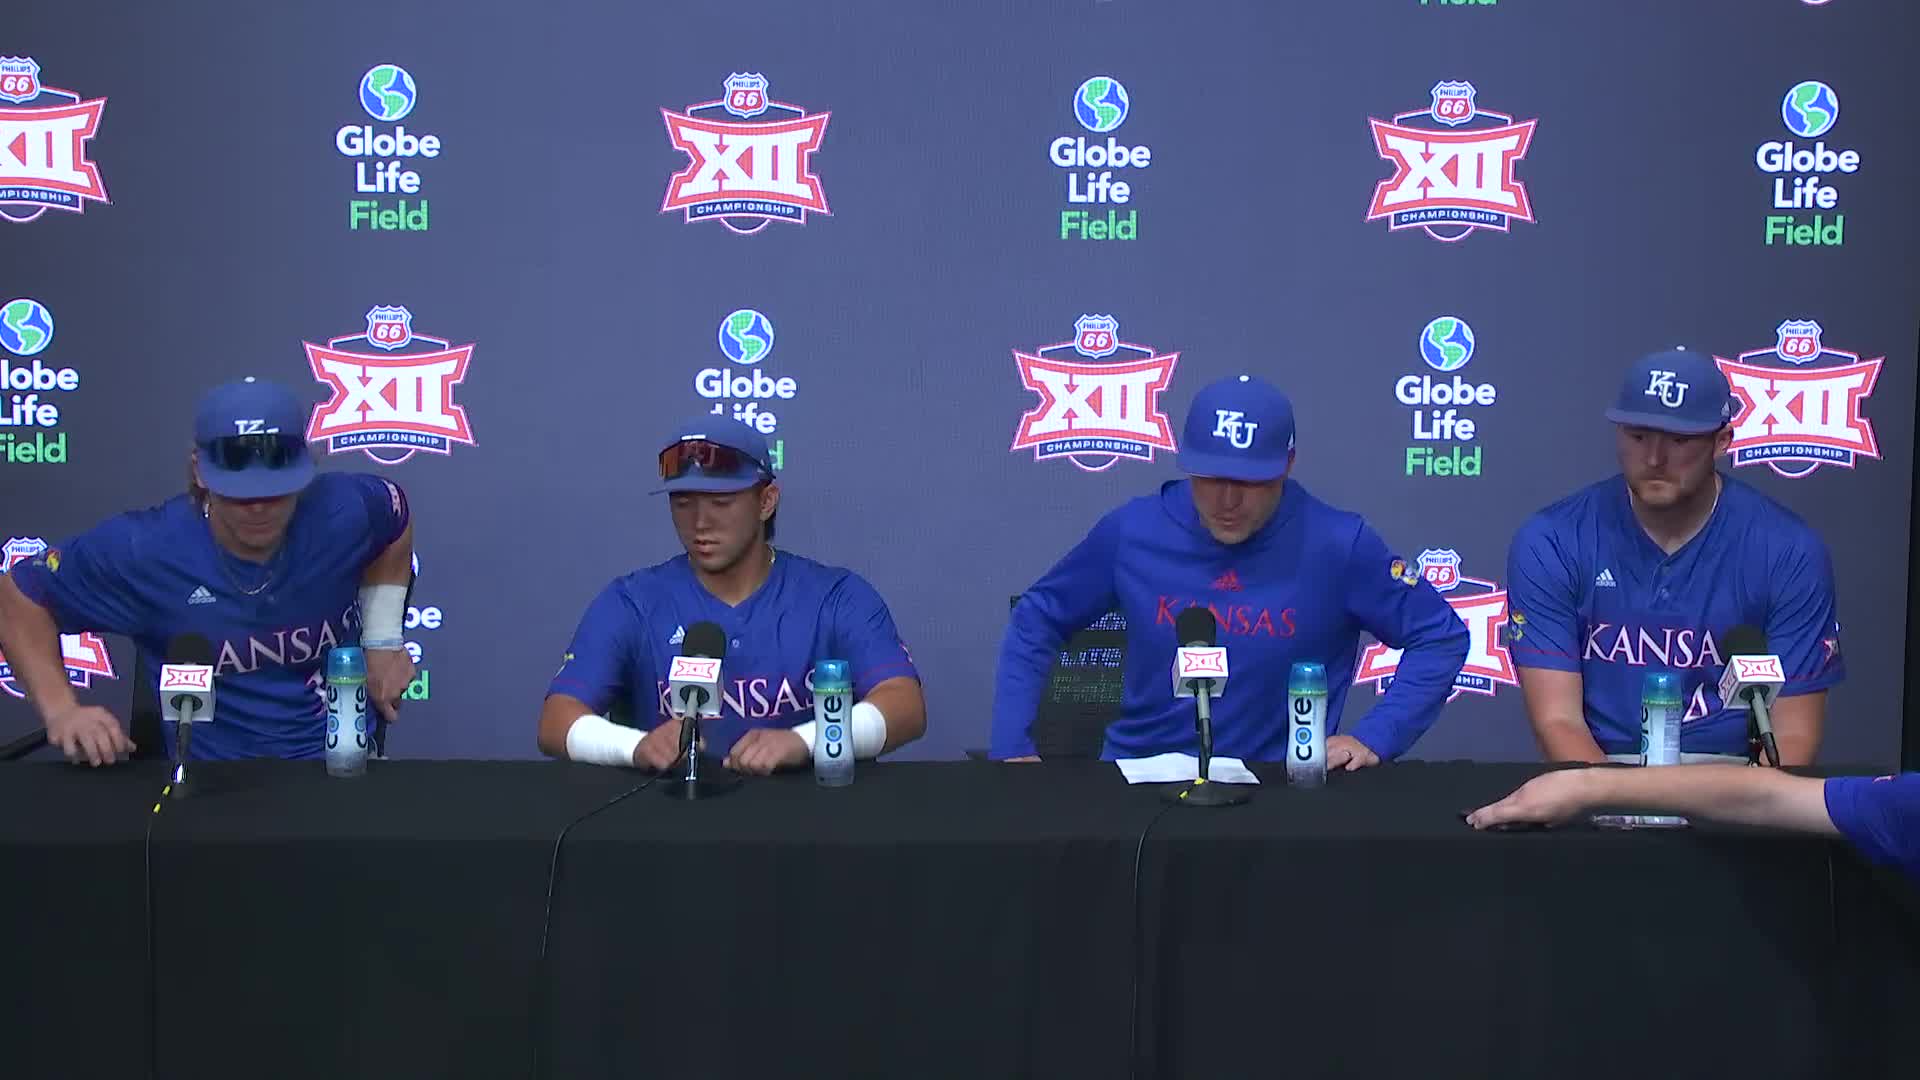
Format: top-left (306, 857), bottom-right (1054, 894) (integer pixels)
top-left (661, 690), bottom-right (739, 801)
top-left (1164, 680), bottom-right (1249, 807)
top-left (169, 698), bottom-right (195, 799)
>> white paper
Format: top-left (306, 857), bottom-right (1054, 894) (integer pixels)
top-left (1114, 753), bottom-right (1260, 785)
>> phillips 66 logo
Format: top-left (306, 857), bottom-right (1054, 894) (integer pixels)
top-left (0, 58), bottom-right (109, 224)
top-left (1367, 80), bottom-right (1536, 243)
top-left (661, 73), bottom-right (830, 235)
top-left (1714, 319), bottom-right (1880, 479)
top-left (1356, 549), bottom-right (1517, 700)
top-left (0, 536), bottom-right (116, 697)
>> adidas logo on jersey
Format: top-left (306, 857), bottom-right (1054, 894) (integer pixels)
top-left (1594, 569), bottom-right (1617, 588)
top-left (1210, 569), bottom-right (1244, 592)
top-left (187, 585), bottom-right (217, 605)
top-left (668, 625), bottom-right (685, 646)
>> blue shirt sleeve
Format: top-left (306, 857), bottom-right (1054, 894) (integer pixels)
top-left (825, 572), bottom-right (920, 698)
top-left (1823, 774), bottom-right (1920, 883)
top-left (1504, 515), bottom-right (1584, 673)
top-left (1767, 530), bottom-right (1845, 697)
top-left (990, 511), bottom-right (1122, 759)
top-left (7, 515), bottom-right (147, 637)
top-left (1340, 524), bottom-right (1469, 760)
top-left (546, 582), bottom-right (642, 719)
top-left (334, 473), bottom-right (411, 567)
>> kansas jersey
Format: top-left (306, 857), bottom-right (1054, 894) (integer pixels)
top-left (990, 480), bottom-right (1469, 761)
top-left (1825, 774), bottom-right (1920, 883)
top-left (1506, 474), bottom-right (1843, 756)
top-left (547, 551), bottom-right (918, 759)
top-left (8, 473), bottom-right (409, 760)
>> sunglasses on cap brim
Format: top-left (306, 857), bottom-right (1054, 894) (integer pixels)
top-left (200, 433), bottom-right (306, 471)
top-left (658, 439), bottom-right (770, 483)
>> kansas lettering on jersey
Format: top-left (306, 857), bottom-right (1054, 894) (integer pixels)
top-left (1505, 474), bottom-right (1843, 756)
top-left (9, 473), bottom-right (409, 760)
top-left (547, 552), bottom-right (917, 759)
top-left (1824, 774), bottom-right (1920, 883)
top-left (991, 479), bottom-right (1469, 761)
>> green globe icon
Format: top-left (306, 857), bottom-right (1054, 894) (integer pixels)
top-left (0, 298), bottom-right (54, 357)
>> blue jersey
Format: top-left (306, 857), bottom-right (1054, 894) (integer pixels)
top-left (8, 473), bottom-right (409, 760)
top-left (547, 551), bottom-right (918, 759)
top-left (1506, 474), bottom-right (1843, 756)
top-left (1824, 774), bottom-right (1920, 883)
top-left (991, 479), bottom-right (1469, 761)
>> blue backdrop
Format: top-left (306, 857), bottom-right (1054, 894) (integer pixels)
top-left (4, 0), bottom-right (1916, 765)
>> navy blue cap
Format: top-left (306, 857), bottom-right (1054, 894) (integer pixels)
top-left (653, 415), bottom-right (774, 494)
top-left (1177, 375), bottom-right (1297, 482)
top-left (193, 378), bottom-right (315, 499)
top-left (1604, 348), bottom-right (1736, 435)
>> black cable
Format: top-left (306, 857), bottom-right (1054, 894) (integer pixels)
top-left (528, 759), bottom-right (677, 1080)
top-left (144, 769), bottom-right (179, 1080)
top-left (1126, 802), bottom-right (1175, 1080)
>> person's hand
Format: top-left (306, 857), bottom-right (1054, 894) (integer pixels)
top-left (1003, 756), bottom-right (1042, 763)
top-left (1466, 770), bottom-right (1595, 829)
top-left (364, 648), bottom-right (414, 727)
top-left (1326, 735), bottom-right (1380, 771)
top-left (633, 717), bottom-right (700, 771)
top-left (47, 704), bottom-right (134, 766)
top-left (724, 728), bottom-right (810, 775)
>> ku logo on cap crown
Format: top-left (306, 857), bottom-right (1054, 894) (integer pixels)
top-left (1645, 369), bottom-right (1688, 408)
top-left (1212, 409), bottom-right (1257, 449)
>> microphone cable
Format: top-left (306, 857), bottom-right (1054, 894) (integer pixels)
top-left (1127, 801), bottom-right (1175, 1080)
top-left (528, 744), bottom-right (686, 1080)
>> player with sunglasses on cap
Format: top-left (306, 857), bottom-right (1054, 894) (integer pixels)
top-left (1504, 349), bottom-right (1844, 766)
top-left (0, 378), bottom-right (416, 765)
top-left (991, 374), bottom-right (1469, 767)
top-left (536, 416), bottom-right (925, 774)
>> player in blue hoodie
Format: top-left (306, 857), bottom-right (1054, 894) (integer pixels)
top-left (991, 374), bottom-right (1469, 766)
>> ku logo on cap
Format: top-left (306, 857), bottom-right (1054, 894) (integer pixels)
top-left (1212, 409), bottom-right (1258, 449)
top-left (1645, 369), bottom-right (1688, 408)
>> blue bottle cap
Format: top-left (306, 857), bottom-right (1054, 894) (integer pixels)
top-left (1288, 661), bottom-right (1328, 695)
top-left (1642, 670), bottom-right (1682, 706)
top-left (813, 658), bottom-right (850, 687)
top-left (327, 646), bottom-right (367, 682)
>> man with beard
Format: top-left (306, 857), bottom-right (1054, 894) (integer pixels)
top-left (1505, 349), bottom-right (1843, 765)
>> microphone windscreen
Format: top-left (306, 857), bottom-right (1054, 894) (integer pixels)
top-left (166, 633), bottom-right (216, 666)
top-left (1174, 607), bottom-right (1217, 648)
top-left (1723, 624), bottom-right (1768, 657)
top-left (683, 621), bottom-right (727, 659)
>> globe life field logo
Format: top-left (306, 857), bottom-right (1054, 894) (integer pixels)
top-left (692, 308), bottom-right (790, 469)
top-left (1052, 77), bottom-right (1149, 241)
top-left (0, 298), bottom-right (80, 465)
top-left (1760, 80), bottom-right (1856, 246)
top-left (1400, 316), bottom-right (1497, 478)
top-left (338, 63), bottom-right (440, 231)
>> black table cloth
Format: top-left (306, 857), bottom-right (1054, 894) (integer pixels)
top-left (4, 759), bottom-right (1914, 1080)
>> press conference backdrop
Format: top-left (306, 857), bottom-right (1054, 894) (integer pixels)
top-left (3, 0), bottom-right (1916, 765)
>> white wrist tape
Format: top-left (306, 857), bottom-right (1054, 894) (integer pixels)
top-left (790, 701), bottom-right (889, 760)
top-left (565, 714), bottom-right (643, 768)
top-left (358, 584), bottom-right (408, 649)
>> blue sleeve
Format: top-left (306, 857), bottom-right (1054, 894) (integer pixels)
top-left (546, 583), bottom-right (642, 717)
top-left (826, 573), bottom-right (920, 698)
top-left (7, 516), bottom-right (146, 637)
top-left (1340, 525), bottom-right (1469, 760)
top-left (334, 473), bottom-right (411, 567)
top-left (1504, 515), bottom-right (1584, 672)
top-left (989, 511), bottom-right (1121, 759)
top-left (1768, 531), bottom-right (1845, 697)
top-left (1824, 774), bottom-right (1920, 882)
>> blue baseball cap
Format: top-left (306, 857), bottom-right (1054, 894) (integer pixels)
top-left (1604, 348), bottom-right (1736, 435)
top-left (193, 378), bottom-right (315, 499)
top-left (653, 415), bottom-right (774, 494)
top-left (1177, 374), bottom-right (1297, 482)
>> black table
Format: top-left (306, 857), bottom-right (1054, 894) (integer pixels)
top-left (3, 760), bottom-right (1915, 1080)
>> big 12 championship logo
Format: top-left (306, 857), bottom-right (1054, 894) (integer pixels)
top-left (1367, 80), bottom-right (1535, 242)
top-left (1011, 314), bottom-right (1179, 473)
top-left (305, 305), bottom-right (476, 465)
top-left (0, 57), bottom-right (109, 223)
top-left (1355, 548), bottom-right (1517, 700)
top-left (661, 73), bottom-right (830, 236)
top-left (0, 536), bottom-right (116, 698)
top-left (1715, 319), bottom-right (1881, 478)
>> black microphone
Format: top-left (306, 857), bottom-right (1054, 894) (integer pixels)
top-left (1719, 624), bottom-right (1786, 767)
top-left (1165, 607), bottom-right (1246, 807)
top-left (663, 621), bottom-right (729, 799)
top-left (159, 634), bottom-right (216, 795)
